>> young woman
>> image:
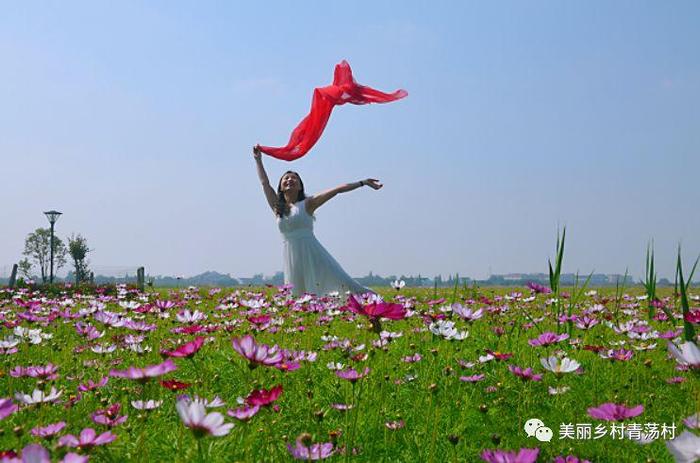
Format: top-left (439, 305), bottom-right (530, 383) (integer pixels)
top-left (253, 144), bottom-right (380, 297)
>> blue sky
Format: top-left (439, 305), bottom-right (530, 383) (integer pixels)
top-left (1, 1), bottom-right (699, 280)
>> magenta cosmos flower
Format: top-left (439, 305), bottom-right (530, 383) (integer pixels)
top-left (162, 336), bottom-right (206, 358)
top-left (58, 428), bottom-right (117, 448)
top-left (481, 448), bottom-right (539, 463)
top-left (553, 456), bottom-right (591, 463)
top-left (345, 295), bottom-right (407, 321)
top-left (232, 335), bottom-right (283, 368)
top-left (287, 434), bottom-right (335, 460)
top-left (528, 332), bottom-right (569, 347)
top-left (246, 385), bottom-right (283, 407)
top-left (587, 403), bottom-right (644, 421)
top-left (176, 399), bottom-right (233, 437)
top-left (109, 359), bottom-right (177, 382)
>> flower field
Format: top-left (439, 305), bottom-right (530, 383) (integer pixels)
top-left (0, 283), bottom-right (698, 462)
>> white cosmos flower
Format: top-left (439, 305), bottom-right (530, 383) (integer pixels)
top-left (666, 431), bottom-right (700, 463)
top-left (91, 344), bottom-right (117, 354)
top-left (15, 387), bottom-right (62, 405)
top-left (668, 341), bottom-right (700, 368)
top-left (391, 280), bottom-right (406, 290)
top-left (131, 400), bottom-right (163, 410)
top-left (326, 362), bottom-right (344, 371)
top-left (540, 356), bottom-right (580, 375)
top-left (429, 320), bottom-right (468, 341)
top-left (0, 336), bottom-right (20, 349)
top-left (176, 399), bottom-right (233, 437)
top-left (127, 343), bottom-right (152, 354)
top-left (548, 386), bottom-right (571, 395)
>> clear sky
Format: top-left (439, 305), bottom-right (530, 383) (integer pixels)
top-left (1, 1), bottom-right (699, 280)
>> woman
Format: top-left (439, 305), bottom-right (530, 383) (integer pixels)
top-left (253, 144), bottom-right (380, 297)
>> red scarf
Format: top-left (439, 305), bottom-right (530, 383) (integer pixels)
top-left (258, 60), bottom-right (407, 161)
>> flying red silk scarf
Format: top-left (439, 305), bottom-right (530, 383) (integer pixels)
top-left (258, 60), bottom-right (407, 161)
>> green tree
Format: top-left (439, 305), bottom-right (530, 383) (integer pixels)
top-left (23, 228), bottom-right (67, 283)
top-left (68, 234), bottom-right (92, 284)
top-left (17, 258), bottom-right (33, 280)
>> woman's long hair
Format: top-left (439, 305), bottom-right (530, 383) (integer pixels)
top-left (275, 171), bottom-right (306, 218)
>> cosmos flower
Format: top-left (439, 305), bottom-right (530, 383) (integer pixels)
top-left (508, 365), bottom-right (543, 382)
top-left (553, 456), bottom-right (591, 463)
top-left (110, 359), bottom-right (177, 382)
top-left (666, 431), bottom-right (700, 463)
top-left (176, 399), bottom-right (233, 437)
top-left (528, 332), bottom-right (569, 347)
top-left (481, 448), bottom-right (540, 463)
top-left (668, 341), bottom-right (700, 368)
top-left (246, 385), bottom-right (283, 407)
top-left (540, 357), bottom-right (580, 375)
top-left (31, 421), bottom-right (67, 438)
top-left (459, 374), bottom-right (485, 383)
top-left (0, 398), bottom-right (18, 420)
top-left (452, 305), bottom-right (484, 322)
top-left (429, 320), bottom-right (468, 340)
top-left (58, 428), bottom-right (117, 448)
top-left (526, 281), bottom-right (551, 294)
top-left (176, 309), bottom-right (207, 324)
top-left (160, 379), bottom-right (191, 391)
top-left (231, 335), bottom-right (283, 368)
top-left (227, 404), bottom-right (260, 421)
top-left (131, 400), bottom-right (163, 410)
top-left (391, 280), bottom-right (406, 291)
top-left (14, 387), bottom-right (62, 405)
top-left (345, 295), bottom-right (407, 321)
top-left (161, 336), bottom-right (205, 358)
top-left (287, 434), bottom-right (335, 460)
top-left (91, 403), bottom-right (128, 427)
top-left (335, 367), bottom-right (370, 383)
top-left (587, 403), bottom-right (644, 421)
top-left (78, 377), bottom-right (109, 392)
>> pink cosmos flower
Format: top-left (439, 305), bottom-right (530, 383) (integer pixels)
top-left (508, 365), bottom-right (543, 382)
top-left (91, 403), bottom-right (128, 427)
top-left (246, 385), bottom-right (283, 407)
top-left (31, 421), bottom-right (67, 438)
top-left (4, 444), bottom-right (87, 463)
top-left (528, 332), bottom-right (569, 347)
top-left (460, 374), bottom-right (485, 383)
top-left (600, 348), bottom-right (634, 361)
top-left (58, 428), bottom-right (117, 448)
top-left (231, 335), bottom-right (283, 368)
top-left (0, 398), bottom-right (18, 420)
top-left (587, 403), bottom-right (644, 421)
top-left (287, 434), bottom-right (335, 460)
top-left (155, 300), bottom-right (176, 311)
top-left (162, 336), bottom-right (205, 358)
top-left (227, 404), bottom-right (260, 421)
top-left (176, 399), bottom-right (234, 437)
top-left (526, 281), bottom-right (551, 294)
top-left (481, 448), bottom-right (539, 463)
top-left (335, 367), bottom-right (371, 383)
top-left (78, 377), bottom-right (109, 392)
top-left (109, 359), bottom-right (177, 382)
top-left (401, 353), bottom-right (422, 363)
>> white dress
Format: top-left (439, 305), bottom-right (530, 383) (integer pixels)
top-left (277, 198), bottom-right (373, 297)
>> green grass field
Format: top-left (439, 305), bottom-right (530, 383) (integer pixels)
top-left (0, 284), bottom-right (698, 462)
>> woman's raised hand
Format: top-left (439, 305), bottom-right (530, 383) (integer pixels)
top-left (253, 144), bottom-right (262, 161)
top-left (364, 178), bottom-right (383, 190)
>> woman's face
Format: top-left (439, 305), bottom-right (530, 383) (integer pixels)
top-left (280, 172), bottom-right (301, 192)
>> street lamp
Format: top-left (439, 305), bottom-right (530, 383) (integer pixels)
top-left (44, 210), bottom-right (62, 284)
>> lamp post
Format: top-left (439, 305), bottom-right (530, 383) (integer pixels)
top-left (44, 210), bottom-right (62, 284)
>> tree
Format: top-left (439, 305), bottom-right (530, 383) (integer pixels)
top-left (23, 228), bottom-right (67, 283)
top-left (68, 234), bottom-right (91, 284)
top-left (17, 258), bottom-right (33, 280)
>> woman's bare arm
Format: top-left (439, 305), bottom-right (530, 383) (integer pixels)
top-left (306, 178), bottom-right (382, 215)
top-left (253, 145), bottom-right (278, 211)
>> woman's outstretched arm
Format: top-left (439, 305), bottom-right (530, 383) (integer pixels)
top-left (253, 145), bottom-right (278, 211)
top-left (306, 178), bottom-right (382, 215)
